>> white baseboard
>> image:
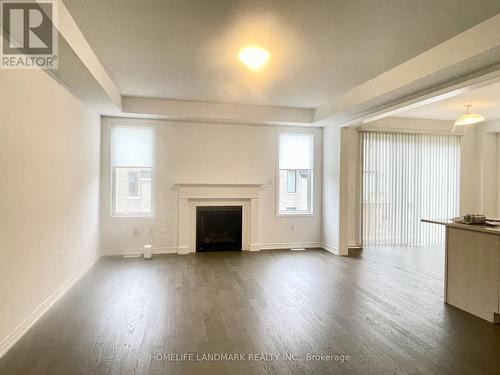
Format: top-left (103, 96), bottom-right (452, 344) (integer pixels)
top-left (257, 242), bottom-right (323, 251)
top-left (348, 241), bottom-right (362, 249)
top-left (0, 254), bottom-right (100, 359)
top-left (249, 243), bottom-right (260, 252)
top-left (176, 246), bottom-right (191, 255)
top-left (101, 246), bottom-right (178, 256)
top-left (321, 242), bottom-right (339, 255)
top-left (103, 244), bottom-right (326, 255)
top-left (152, 247), bottom-right (179, 254)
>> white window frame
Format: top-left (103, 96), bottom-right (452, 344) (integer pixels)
top-left (276, 129), bottom-right (314, 217)
top-left (110, 123), bottom-right (156, 218)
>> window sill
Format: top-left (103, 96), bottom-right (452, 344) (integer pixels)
top-left (276, 212), bottom-right (314, 218)
top-left (111, 214), bottom-right (154, 219)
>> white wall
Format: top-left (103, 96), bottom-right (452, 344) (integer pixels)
top-left (322, 125), bottom-right (340, 251)
top-left (497, 133), bottom-right (500, 217)
top-left (0, 69), bottom-right (100, 355)
top-left (100, 118), bottom-right (323, 254)
top-left (460, 126), bottom-right (480, 214)
top-left (345, 127), bottom-right (361, 248)
top-left (321, 124), bottom-right (349, 255)
top-left (476, 130), bottom-right (497, 217)
top-left (474, 119), bottom-right (500, 217)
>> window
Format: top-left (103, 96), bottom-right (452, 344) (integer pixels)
top-left (286, 170), bottom-right (297, 193)
top-left (128, 171), bottom-right (139, 198)
top-left (278, 132), bottom-right (313, 214)
top-left (111, 125), bottom-right (154, 216)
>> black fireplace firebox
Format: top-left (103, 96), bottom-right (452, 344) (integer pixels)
top-left (196, 206), bottom-right (242, 252)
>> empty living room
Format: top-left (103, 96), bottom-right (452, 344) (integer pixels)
top-left (2, 1), bottom-right (500, 374)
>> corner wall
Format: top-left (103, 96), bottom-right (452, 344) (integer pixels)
top-left (0, 69), bottom-right (101, 356)
top-left (321, 125), bottom-right (349, 255)
top-left (475, 119), bottom-right (500, 217)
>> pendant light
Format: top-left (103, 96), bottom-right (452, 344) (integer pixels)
top-left (454, 105), bottom-right (485, 126)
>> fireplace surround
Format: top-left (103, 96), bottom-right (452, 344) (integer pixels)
top-left (174, 183), bottom-right (263, 254)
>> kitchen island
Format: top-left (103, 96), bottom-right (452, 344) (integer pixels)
top-left (422, 219), bottom-right (500, 323)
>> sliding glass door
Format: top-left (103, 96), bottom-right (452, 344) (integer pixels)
top-left (361, 131), bottom-right (460, 246)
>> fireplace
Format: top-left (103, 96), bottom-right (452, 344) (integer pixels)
top-left (196, 206), bottom-right (242, 252)
top-left (174, 183), bottom-right (262, 253)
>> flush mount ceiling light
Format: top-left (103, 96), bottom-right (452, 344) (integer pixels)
top-left (238, 46), bottom-right (270, 71)
top-left (454, 104), bottom-right (485, 126)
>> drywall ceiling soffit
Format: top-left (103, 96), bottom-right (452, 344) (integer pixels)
top-left (52, 2), bottom-right (500, 125)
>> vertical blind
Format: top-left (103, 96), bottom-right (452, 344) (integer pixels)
top-left (362, 131), bottom-right (460, 246)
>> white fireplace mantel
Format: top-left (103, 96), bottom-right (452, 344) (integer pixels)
top-left (174, 183), bottom-right (264, 254)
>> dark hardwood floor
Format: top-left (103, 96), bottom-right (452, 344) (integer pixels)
top-left (1, 247), bottom-right (500, 374)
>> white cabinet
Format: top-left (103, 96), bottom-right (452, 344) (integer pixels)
top-left (445, 225), bottom-right (500, 323)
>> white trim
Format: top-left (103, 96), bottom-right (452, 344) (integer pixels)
top-left (102, 244), bottom-right (328, 255)
top-left (348, 241), bottom-right (363, 249)
top-left (321, 242), bottom-right (339, 255)
top-left (0, 255), bottom-right (100, 359)
top-left (249, 243), bottom-right (260, 252)
top-left (101, 246), bottom-right (178, 256)
top-left (257, 242), bottom-right (322, 251)
top-left (177, 246), bottom-right (190, 255)
top-left (153, 247), bottom-right (181, 254)
top-left (275, 213), bottom-right (314, 218)
top-left (173, 183), bottom-right (264, 188)
top-left (358, 117), bottom-right (464, 136)
top-left (358, 126), bottom-right (463, 136)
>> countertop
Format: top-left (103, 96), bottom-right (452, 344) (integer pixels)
top-left (422, 219), bottom-right (500, 235)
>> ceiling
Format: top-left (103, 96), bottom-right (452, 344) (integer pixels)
top-left (401, 80), bottom-right (500, 121)
top-left (63, 0), bottom-right (500, 109)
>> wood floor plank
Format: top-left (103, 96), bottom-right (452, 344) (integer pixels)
top-left (1, 247), bottom-right (499, 374)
